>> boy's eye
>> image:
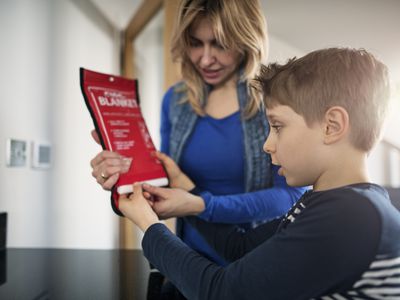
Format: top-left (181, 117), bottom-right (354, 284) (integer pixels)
top-left (271, 125), bottom-right (282, 134)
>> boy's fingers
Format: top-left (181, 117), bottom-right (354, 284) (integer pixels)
top-left (132, 183), bottom-right (143, 195)
top-left (119, 192), bottom-right (128, 200)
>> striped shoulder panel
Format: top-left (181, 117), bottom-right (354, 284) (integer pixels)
top-left (316, 254), bottom-right (400, 299)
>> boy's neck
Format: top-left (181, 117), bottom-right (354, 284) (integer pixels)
top-left (313, 149), bottom-right (369, 192)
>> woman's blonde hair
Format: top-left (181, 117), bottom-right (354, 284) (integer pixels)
top-left (171, 0), bottom-right (268, 118)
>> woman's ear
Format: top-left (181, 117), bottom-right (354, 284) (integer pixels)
top-left (323, 106), bottom-right (349, 145)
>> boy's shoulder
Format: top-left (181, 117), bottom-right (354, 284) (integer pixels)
top-left (311, 183), bottom-right (388, 206)
top-left (336, 183), bottom-right (399, 218)
top-left (301, 183), bottom-right (392, 228)
top-left (307, 183), bottom-right (400, 247)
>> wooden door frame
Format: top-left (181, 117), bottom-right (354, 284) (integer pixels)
top-left (120, 0), bottom-right (180, 249)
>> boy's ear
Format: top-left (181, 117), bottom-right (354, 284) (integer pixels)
top-left (323, 106), bottom-right (349, 145)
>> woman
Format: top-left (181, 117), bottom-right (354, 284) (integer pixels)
top-left (90, 0), bottom-right (304, 271)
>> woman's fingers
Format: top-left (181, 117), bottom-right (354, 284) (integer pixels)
top-left (90, 131), bottom-right (134, 191)
top-left (91, 153), bottom-right (131, 178)
top-left (153, 151), bottom-right (181, 179)
top-left (92, 159), bottom-right (130, 178)
top-left (100, 173), bottom-right (120, 190)
top-left (155, 151), bottom-right (176, 168)
top-left (154, 151), bottom-right (169, 161)
top-left (142, 184), bottom-right (169, 199)
top-left (90, 151), bottom-right (122, 168)
top-left (91, 129), bottom-right (101, 145)
top-left (90, 150), bottom-right (132, 190)
top-left (143, 191), bottom-right (153, 200)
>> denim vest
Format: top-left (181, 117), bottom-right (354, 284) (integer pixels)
top-left (168, 80), bottom-right (272, 192)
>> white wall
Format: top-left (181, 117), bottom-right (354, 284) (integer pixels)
top-left (0, 0), bottom-right (53, 248)
top-left (268, 34), bottom-right (305, 64)
top-left (135, 10), bottom-right (164, 150)
top-left (0, 0), bottom-right (121, 249)
top-left (48, 0), bottom-right (122, 249)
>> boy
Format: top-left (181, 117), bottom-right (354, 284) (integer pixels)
top-left (118, 48), bottom-right (400, 299)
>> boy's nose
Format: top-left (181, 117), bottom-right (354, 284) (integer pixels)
top-left (263, 134), bottom-right (275, 154)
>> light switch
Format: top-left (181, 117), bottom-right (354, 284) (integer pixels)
top-left (6, 139), bottom-right (27, 167)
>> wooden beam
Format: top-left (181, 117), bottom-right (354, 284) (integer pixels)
top-left (162, 0), bottom-right (181, 233)
top-left (125, 0), bottom-right (163, 42)
top-left (119, 0), bottom-right (182, 247)
top-left (163, 0), bottom-right (181, 90)
top-left (122, 34), bottom-right (135, 79)
top-left (120, 0), bottom-right (164, 249)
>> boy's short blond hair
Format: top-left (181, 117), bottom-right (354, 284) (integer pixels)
top-left (255, 48), bottom-right (390, 152)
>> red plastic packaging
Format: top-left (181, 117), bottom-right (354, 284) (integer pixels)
top-left (80, 68), bottom-right (168, 215)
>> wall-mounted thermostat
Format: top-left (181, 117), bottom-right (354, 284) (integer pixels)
top-left (31, 141), bottom-right (51, 169)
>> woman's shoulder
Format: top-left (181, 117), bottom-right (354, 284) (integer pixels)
top-left (171, 81), bottom-right (188, 93)
top-left (165, 81), bottom-right (187, 97)
top-left (163, 81), bottom-right (188, 106)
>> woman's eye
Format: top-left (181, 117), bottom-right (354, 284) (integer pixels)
top-left (189, 38), bottom-right (202, 47)
top-left (212, 41), bottom-right (225, 50)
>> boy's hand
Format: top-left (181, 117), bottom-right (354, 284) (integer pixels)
top-left (154, 151), bottom-right (195, 191)
top-left (119, 183), bottom-right (161, 232)
top-left (142, 184), bottom-right (205, 219)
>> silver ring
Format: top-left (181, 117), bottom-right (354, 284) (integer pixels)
top-left (100, 172), bottom-right (107, 180)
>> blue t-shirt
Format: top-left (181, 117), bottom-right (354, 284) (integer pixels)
top-left (179, 111), bottom-right (245, 264)
top-left (180, 111), bottom-right (245, 196)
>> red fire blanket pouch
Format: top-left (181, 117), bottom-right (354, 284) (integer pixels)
top-left (80, 68), bottom-right (169, 216)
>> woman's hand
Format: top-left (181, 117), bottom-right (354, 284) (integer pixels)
top-left (90, 130), bottom-right (132, 190)
top-left (119, 183), bottom-right (161, 232)
top-left (154, 151), bottom-right (195, 191)
top-left (142, 184), bottom-right (205, 219)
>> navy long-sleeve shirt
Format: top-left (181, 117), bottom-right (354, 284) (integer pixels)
top-left (142, 183), bottom-right (400, 299)
top-left (160, 86), bottom-right (305, 264)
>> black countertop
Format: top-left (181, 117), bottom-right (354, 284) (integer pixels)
top-left (0, 248), bottom-right (153, 299)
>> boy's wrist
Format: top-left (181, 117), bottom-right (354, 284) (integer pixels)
top-left (139, 217), bottom-right (162, 232)
top-left (128, 209), bottom-right (161, 232)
